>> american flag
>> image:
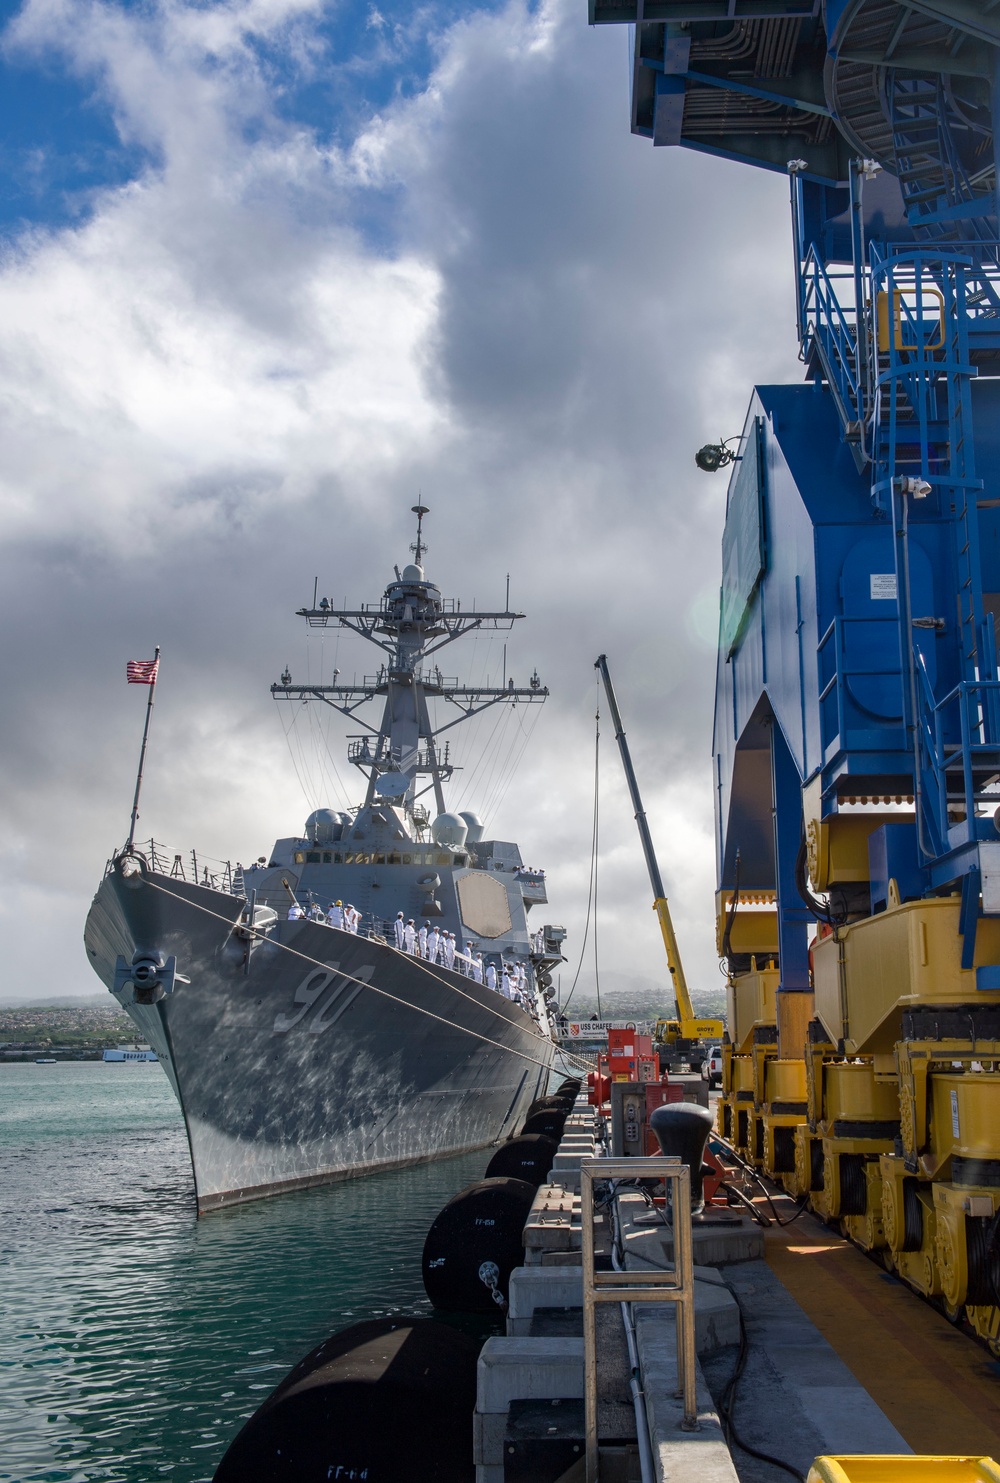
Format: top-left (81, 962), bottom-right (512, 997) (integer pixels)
top-left (127, 658), bottom-right (160, 685)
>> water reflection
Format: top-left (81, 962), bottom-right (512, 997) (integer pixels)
top-left (0, 1064), bottom-right (498, 1483)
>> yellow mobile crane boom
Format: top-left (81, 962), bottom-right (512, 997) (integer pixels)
top-left (594, 655), bottom-right (723, 1058)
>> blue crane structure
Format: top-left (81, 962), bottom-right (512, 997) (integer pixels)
top-left (592, 4), bottom-right (1000, 1342)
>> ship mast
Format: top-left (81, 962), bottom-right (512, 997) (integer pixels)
top-left (271, 506), bottom-right (547, 820)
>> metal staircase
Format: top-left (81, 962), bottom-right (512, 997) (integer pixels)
top-left (889, 76), bottom-right (995, 245)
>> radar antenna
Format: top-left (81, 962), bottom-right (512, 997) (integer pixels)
top-left (411, 503), bottom-right (429, 566)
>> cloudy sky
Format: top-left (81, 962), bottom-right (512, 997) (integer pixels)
top-left (0, 0), bottom-right (802, 1005)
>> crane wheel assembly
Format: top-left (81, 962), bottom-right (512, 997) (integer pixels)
top-left (718, 910), bottom-right (1000, 1352)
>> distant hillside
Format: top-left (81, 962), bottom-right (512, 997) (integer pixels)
top-left (0, 999), bottom-right (136, 1057)
top-left (559, 982), bottom-right (727, 1023)
top-left (0, 994), bottom-right (111, 1009)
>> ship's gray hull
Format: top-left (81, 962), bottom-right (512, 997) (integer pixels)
top-left (84, 866), bottom-right (554, 1211)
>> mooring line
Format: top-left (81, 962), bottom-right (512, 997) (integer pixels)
top-left (138, 874), bottom-right (592, 1077)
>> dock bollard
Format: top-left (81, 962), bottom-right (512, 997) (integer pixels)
top-left (648, 1101), bottom-right (715, 1214)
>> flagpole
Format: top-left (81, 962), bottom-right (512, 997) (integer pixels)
top-left (126, 646), bottom-right (160, 854)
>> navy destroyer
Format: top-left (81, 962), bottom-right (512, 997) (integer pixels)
top-left (84, 507), bottom-right (564, 1211)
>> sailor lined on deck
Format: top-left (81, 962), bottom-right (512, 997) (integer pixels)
top-left (404, 919), bottom-right (417, 953)
top-left (345, 904), bottom-right (359, 933)
top-left (328, 901), bottom-right (345, 929)
top-left (428, 926), bottom-right (441, 963)
top-left (418, 922), bottom-right (429, 958)
top-left (444, 932), bottom-right (456, 970)
top-left (485, 961), bottom-right (497, 992)
top-left (473, 954), bottom-right (484, 984)
top-left (287, 902), bottom-right (305, 920)
top-left (394, 912), bottom-right (406, 950)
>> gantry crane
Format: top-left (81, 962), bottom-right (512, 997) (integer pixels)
top-left (592, 1), bottom-right (1000, 1350)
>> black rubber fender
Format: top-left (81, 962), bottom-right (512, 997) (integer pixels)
top-left (213, 1316), bottom-right (478, 1482)
top-left (484, 1133), bottom-right (558, 1186)
top-left (521, 1108), bottom-right (567, 1140)
top-left (524, 1094), bottom-right (574, 1118)
top-left (422, 1176), bottom-right (537, 1312)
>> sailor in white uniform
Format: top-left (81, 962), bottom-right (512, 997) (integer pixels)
top-left (485, 961), bottom-right (497, 993)
top-left (287, 902), bottom-right (305, 920)
top-left (404, 919), bottom-right (417, 953)
top-left (394, 912), bottom-right (406, 950)
top-left (473, 954), bottom-right (484, 984)
top-left (444, 932), bottom-right (456, 970)
top-left (306, 902), bottom-right (325, 922)
top-left (345, 904), bottom-right (359, 933)
top-left (328, 901), bottom-right (345, 929)
top-left (428, 926), bottom-right (441, 963)
top-left (418, 923), bottom-right (429, 959)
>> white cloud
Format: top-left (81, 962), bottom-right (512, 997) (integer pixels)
top-left (0, 0), bottom-right (800, 1006)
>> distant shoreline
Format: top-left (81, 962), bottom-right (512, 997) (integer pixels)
top-left (2, 1053), bottom-right (107, 1063)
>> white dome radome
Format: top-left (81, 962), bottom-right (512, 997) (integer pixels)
top-left (431, 812), bottom-right (468, 848)
top-left (458, 811), bottom-right (485, 844)
top-left (305, 809), bottom-right (342, 844)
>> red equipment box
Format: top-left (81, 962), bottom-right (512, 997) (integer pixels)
top-left (607, 1028), bottom-right (655, 1082)
top-left (642, 1081), bottom-right (684, 1154)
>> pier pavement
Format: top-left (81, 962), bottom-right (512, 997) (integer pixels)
top-left (473, 1089), bottom-right (999, 1483)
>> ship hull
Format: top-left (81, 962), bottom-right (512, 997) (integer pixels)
top-left (84, 866), bottom-right (554, 1211)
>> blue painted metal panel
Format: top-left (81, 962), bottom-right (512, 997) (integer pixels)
top-left (597, 0), bottom-right (1000, 957)
top-left (868, 824), bottom-right (923, 913)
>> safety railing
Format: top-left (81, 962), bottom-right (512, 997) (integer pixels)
top-left (107, 840), bottom-right (241, 894)
top-left (915, 659), bottom-right (1000, 852)
top-left (797, 236), bottom-right (1000, 476)
top-left (816, 615), bottom-right (905, 763)
top-left (799, 247), bottom-right (865, 438)
top-left (580, 1156), bottom-right (697, 1480)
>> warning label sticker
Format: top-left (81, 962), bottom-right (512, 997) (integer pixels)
top-left (870, 573), bottom-right (898, 600)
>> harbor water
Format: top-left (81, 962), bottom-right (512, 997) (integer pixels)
top-left (0, 1061), bottom-right (497, 1483)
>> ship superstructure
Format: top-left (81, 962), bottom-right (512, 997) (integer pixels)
top-left (258, 503), bottom-right (552, 954)
top-left (84, 509), bottom-right (564, 1211)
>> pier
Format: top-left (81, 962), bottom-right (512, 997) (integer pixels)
top-left (474, 1087), bottom-right (1000, 1483)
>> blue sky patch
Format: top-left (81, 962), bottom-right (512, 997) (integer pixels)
top-left (0, 0), bottom-right (510, 236)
